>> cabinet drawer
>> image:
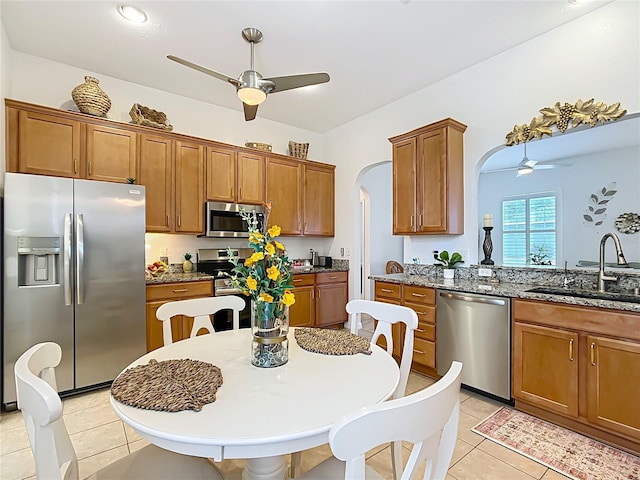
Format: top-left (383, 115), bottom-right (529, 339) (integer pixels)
top-left (291, 273), bottom-right (315, 287)
top-left (315, 271), bottom-right (347, 284)
top-left (404, 303), bottom-right (435, 324)
top-left (146, 281), bottom-right (213, 301)
top-left (415, 322), bottom-right (436, 341)
top-left (375, 281), bottom-right (401, 300)
top-left (412, 338), bottom-right (436, 368)
top-left (403, 285), bottom-right (435, 305)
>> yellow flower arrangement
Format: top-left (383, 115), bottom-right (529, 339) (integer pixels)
top-left (228, 206), bottom-right (295, 322)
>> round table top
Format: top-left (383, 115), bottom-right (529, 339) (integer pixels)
top-left (110, 328), bottom-right (399, 460)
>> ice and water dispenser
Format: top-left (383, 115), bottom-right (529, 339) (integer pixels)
top-left (17, 236), bottom-right (60, 286)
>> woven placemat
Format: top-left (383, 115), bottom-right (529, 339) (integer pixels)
top-left (295, 328), bottom-right (371, 356)
top-left (111, 359), bottom-right (223, 412)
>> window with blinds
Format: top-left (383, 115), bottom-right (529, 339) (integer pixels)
top-left (502, 193), bottom-right (557, 266)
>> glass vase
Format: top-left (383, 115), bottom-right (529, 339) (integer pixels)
top-left (251, 300), bottom-right (289, 368)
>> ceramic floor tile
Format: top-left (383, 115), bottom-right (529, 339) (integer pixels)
top-left (0, 446), bottom-right (36, 480)
top-left (78, 445), bottom-right (130, 480)
top-left (448, 448), bottom-right (538, 480)
top-left (541, 468), bottom-right (572, 479)
top-left (459, 393), bottom-right (504, 420)
top-left (365, 444), bottom-right (397, 479)
top-left (459, 388), bottom-right (471, 402)
top-left (456, 410), bottom-right (485, 446)
top-left (123, 422), bottom-right (143, 443)
top-left (0, 422), bottom-right (31, 456)
top-left (0, 410), bottom-right (25, 432)
top-left (477, 439), bottom-right (547, 479)
top-left (128, 438), bottom-right (150, 453)
top-left (64, 402), bottom-right (120, 434)
top-left (70, 420), bottom-right (127, 460)
top-left (449, 438), bottom-right (474, 467)
top-left (405, 372), bottom-right (436, 395)
top-left (63, 388), bottom-right (111, 415)
top-left (296, 443), bottom-right (333, 475)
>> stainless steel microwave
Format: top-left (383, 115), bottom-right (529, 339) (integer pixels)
top-left (203, 202), bottom-right (265, 238)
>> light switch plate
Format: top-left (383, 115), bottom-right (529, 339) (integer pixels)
top-left (478, 268), bottom-right (493, 277)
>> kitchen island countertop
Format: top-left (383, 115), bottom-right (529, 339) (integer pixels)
top-left (146, 272), bottom-right (214, 285)
top-left (370, 273), bottom-right (640, 313)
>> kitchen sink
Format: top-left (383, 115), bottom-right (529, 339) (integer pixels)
top-left (526, 286), bottom-right (640, 304)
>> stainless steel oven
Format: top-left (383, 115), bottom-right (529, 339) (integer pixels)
top-left (197, 248), bottom-right (253, 331)
top-left (202, 202), bottom-right (265, 238)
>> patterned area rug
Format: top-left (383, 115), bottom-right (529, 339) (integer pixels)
top-left (472, 407), bottom-right (640, 480)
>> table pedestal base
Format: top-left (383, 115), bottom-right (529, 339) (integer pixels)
top-left (243, 455), bottom-right (288, 480)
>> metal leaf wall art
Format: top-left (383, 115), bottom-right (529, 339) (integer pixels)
top-left (505, 99), bottom-right (627, 146)
top-left (583, 182), bottom-right (617, 227)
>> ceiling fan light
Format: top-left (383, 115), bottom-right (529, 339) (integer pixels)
top-left (517, 165), bottom-right (534, 176)
top-left (237, 87), bottom-right (267, 106)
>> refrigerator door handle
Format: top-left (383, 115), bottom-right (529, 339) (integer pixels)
top-left (76, 213), bottom-right (85, 305)
top-left (64, 213), bottom-right (73, 306)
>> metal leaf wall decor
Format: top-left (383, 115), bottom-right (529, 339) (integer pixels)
top-left (583, 182), bottom-right (617, 227)
top-left (505, 99), bottom-right (627, 146)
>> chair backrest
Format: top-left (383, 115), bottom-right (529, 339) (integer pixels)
top-left (15, 342), bottom-right (79, 480)
top-left (155, 296), bottom-right (246, 346)
top-left (329, 361), bottom-right (463, 480)
top-left (386, 261), bottom-right (404, 274)
top-left (347, 299), bottom-right (418, 399)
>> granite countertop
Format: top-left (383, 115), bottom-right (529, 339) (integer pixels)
top-left (293, 266), bottom-right (349, 274)
top-left (371, 273), bottom-right (640, 313)
top-left (146, 272), bottom-right (214, 285)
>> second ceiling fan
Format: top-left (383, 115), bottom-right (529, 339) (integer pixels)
top-left (168, 28), bottom-right (330, 121)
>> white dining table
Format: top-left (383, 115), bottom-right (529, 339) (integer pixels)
top-left (110, 328), bottom-right (400, 480)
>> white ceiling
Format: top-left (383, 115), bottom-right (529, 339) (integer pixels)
top-left (1, 1), bottom-right (611, 133)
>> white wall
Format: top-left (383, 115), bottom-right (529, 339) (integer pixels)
top-left (358, 161), bottom-right (403, 298)
top-left (479, 145), bottom-right (640, 266)
top-left (0, 16), bottom-right (11, 184)
top-left (324, 1), bottom-right (640, 297)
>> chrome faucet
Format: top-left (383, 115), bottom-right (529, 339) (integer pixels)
top-left (597, 232), bottom-right (628, 292)
top-left (562, 259), bottom-right (575, 289)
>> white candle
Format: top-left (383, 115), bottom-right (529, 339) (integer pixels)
top-left (483, 214), bottom-right (493, 228)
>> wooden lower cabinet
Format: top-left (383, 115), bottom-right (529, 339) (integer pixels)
top-left (289, 274), bottom-right (315, 327)
top-left (315, 271), bottom-right (348, 327)
top-left (145, 280), bottom-right (213, 352)
top-left (374, 281), bottom-right (436, 376)
top-left (512, 299), bottom-right (640, 453)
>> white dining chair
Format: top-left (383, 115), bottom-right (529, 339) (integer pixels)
top-left (156, 295), bottom-right (246, 346)
top-left (291, 298), bottom-right (419, 479)
top-left (298, 361), bottom-right (463, 480)
top-left (14, 342), bottom-right (224, 480)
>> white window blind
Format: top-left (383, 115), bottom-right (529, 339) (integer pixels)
top-left (502, 193), bottom-right (557, 266)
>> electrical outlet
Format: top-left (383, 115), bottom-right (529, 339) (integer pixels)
top-left (345, 247), bottom-right (352, 257)
top-left (478, 268), bottom-right (493, 277)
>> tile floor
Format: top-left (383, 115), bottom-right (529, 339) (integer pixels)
top-left (0, 319), bottom-right (572, 479)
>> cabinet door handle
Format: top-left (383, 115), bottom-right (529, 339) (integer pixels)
top-left (590, 342), bottom-right (596, 366)
top-left (411, 292), bottom-right (426, 298)
top-left (177, 215), bottom-right (181, 227)
top-left (73, 159), bottom-right (78, 174)
top-left (410, 215), bottom-right (414, 228)
top-left (416, 328), bottom-right (426, 333)
top-left (238, 187), bottom-right (241, 198)
top-left (415, 311), bottom-right (427, 315)
top-left (381, 288), bottom-right (393, 293)
top-left (88, 161), bottom-right (92, 175)
top-left (569, 338), bottom-right (574, 361)
top-left (172, 288), bottom-right (188, 293)
top-left (166, 215), bottom-right (169, 227)
top-left (329, 276), bottom-right (337, 279)
top-left (413, 349), bottom-right (425, 355)
top-left (293, 279), bottom-right (302, 283)
top-left (312, 290), bottom-right (315, 299)
top-left (419, 214), bottom-right (423, 227)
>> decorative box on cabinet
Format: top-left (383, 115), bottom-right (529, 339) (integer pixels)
top-left (145, 280), bottom-right (213, 352)
top-left (512, 299), bottom-right (640, 454)
top-left (389, 118), bottom-right (466, 235)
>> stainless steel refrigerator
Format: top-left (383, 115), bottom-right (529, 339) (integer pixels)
top-left (3, 173), bottom-right (146, 408)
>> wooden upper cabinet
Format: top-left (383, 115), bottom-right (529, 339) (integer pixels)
top-left (175, 141), bottom-right (205, 234)
top-left (86, 124), bottom-right (137, 183)
top-left (390, 118), bottom-right (466, 235)
top-left (303, 164), bottom-right (335, 236)
top-left (237, 152), bottom-right (265, 205)
top-left (15, 110), bottom-right (82, 178)
top-left (138, 134), bottom-right (174, 232)
top-left (266, 157), bottom-right (302, 235)
top-left (206, 146), bottom-right (236, 203)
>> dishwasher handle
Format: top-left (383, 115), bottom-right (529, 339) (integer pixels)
top-left (438, 291), bottom-right (506, 306)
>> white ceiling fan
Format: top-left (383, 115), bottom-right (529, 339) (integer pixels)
top-left (167, 28), bottom-right (330, 121)
top-left (491, 142), bottom-right (573, 176)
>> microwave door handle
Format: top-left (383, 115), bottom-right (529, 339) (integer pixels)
top-left (76, 213), bottom-right (84, 305)
top-left (63, 213), bottom-right (72, 306)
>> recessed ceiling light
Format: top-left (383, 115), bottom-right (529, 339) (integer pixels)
top-left (117, 4), bottom-right (147, 24)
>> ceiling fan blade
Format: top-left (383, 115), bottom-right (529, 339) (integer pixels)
top-left (243, 103), bottom-right (258, 121)
top-left (265, 73), bottom-right (330, 94)
top-left (167, 55), bottom-right (240, 86)
top-left (534, 163), bottom-right (573, 169)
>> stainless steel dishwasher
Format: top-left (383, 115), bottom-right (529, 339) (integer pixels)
top-left (436, 290), bottom-right (511, 401)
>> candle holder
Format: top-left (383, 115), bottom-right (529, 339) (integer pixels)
top-left (481, 226), bottom-right (495, 265)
